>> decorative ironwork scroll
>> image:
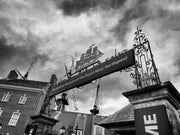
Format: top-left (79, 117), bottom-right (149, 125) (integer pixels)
top-left (131, 27), bottom-right (161, 89)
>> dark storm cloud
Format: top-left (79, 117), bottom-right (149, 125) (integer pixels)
top-left (0, 9), bottom-right (50, 78)
top-left (109, 0), bottom-right (151, 44)
top-left (0, 36), bottom-right (49, 78)
top-left (54, 0), bottom-right (126, 16)
top-left (109, 0), bottom-right (174, 43)
top-left (0, 18), bottom-right (12, 36)
top-left (172, 41), bottom-right (180, 76)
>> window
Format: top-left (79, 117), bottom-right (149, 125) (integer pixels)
top-left (75, 129), bottom-right (83, 135)
top-left (0, 107), bottom-right (3, 116)
top-left (18, 94), bottom-right (27, 104)
top-left (8, 110), bottom-right (21, 126)
top-left (93, 125), bottom-right (105, 135)
top-left (1, 92), bottom-right (11, 102)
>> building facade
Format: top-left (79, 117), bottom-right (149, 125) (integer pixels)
top-left (52, 111), bottom-right (110, 135)
top-left (0, 70), bottom-right (49, 135)
top-left (99, 81), bottom-right (180, 135)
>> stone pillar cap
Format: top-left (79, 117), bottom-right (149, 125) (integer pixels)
top-left (123, 81), bottom-right (180, 109)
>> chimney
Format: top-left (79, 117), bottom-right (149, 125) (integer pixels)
top-left (7, 70), bottom-right (18, 80)
top-left (50, 74), bottom-right (57, 85)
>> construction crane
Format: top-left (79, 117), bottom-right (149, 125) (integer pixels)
top-left (90, 79), bottom-right (101, 115)
top-left (14, 61), bottom-right (34, 80)
top-left (24, 61), bottom-right (34, 79)
top-left (14, 68), bottom-right (25, 80)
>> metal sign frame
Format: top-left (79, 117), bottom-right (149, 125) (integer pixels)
top-left (50, 49), bottom-right (135, 97)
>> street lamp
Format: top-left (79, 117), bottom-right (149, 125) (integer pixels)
top-left (60, 126), bottom-right (66, 135)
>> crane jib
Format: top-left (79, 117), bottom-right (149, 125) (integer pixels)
top-left (50, 49), bottom-right (135, 97)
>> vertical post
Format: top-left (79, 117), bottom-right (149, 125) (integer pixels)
top-left (91, 115), bottom-right (94, 135)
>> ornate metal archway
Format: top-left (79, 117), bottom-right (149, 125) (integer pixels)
top-left (131, 28), bottom-right (161, 89)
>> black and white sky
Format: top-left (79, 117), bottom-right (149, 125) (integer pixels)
top-left (1, 0), bottom-right (180, 115)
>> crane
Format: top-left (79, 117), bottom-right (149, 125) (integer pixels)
top-left (24, 61), bottom-right (34, 79)
top-left (90, 79), bottom-right (101, 115)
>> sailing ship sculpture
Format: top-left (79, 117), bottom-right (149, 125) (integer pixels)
top-left (64, 45), bottom-right (104, 79)
top-left (75, 45), bottom-right (104, 72)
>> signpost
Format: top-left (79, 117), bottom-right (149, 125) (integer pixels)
top-left (50, 49), bottom-right (135, 97)
top-left (134, 105), bottom-right (172, 135)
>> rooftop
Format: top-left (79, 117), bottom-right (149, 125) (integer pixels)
top-left (99, 104), bottom-right (134, 126)
top-left (0, 79), bottom-right (49, 89)
top-left (53, 111), bottom-right (107, 135)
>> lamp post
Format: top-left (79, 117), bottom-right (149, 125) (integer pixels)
top-left (60, 126), bottom-right (66, 135)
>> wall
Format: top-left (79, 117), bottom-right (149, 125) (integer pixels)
top-left (0, 84), bottom-right (47, 135)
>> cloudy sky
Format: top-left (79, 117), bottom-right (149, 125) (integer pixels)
top-left (1, 0), bottom-right (180, 115)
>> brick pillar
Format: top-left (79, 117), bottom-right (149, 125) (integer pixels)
top-left (30, 114), bottom-right (59, 135)
top-left (123, 81), bottom-right (180, 135)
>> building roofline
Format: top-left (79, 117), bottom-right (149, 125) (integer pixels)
top-left (0, 83), bottom-right (47, 95)
top-left (98, 104), bottom-right (134, 126)
top-left (99, 119), bottom-right (134, 128)
top-left (0, 79), bottom-right (49, 89)
top-left (51, 110), bottom-right (107, 118)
